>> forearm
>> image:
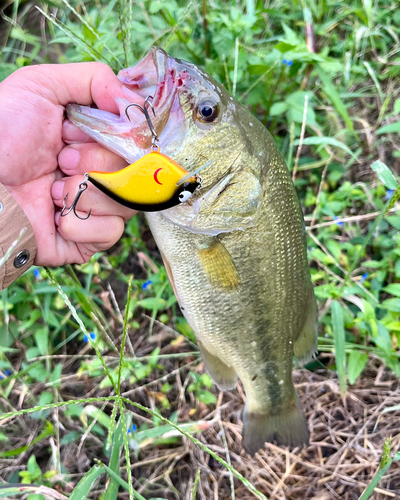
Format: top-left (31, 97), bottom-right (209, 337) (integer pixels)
top-left (0, 183), bottom-right (37, 290)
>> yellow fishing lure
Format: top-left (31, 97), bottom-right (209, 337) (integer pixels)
top-left (88, 151), bottom-right (201, 212)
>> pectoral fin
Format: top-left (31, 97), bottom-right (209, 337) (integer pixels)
top-left (196, 237), bottom-right (240, 291)
top-left (294, 294), bottom-right (318, 366)
top-left (198, 341), bottom-right (237, 390)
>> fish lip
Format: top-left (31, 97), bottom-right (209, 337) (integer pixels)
top-left (117, 47), bottom-right (168, 101)
top-left (66, 47), bottom-right (180, 151)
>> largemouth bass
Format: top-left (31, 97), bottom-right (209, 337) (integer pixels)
top-left (67, 47), bottom-right (318, 455)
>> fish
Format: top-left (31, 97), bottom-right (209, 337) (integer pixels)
top-left (66, 47), bottom-right (318, 455)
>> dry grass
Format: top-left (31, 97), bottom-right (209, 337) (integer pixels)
top-left (3, 329), bottom-right (399, 499)
top-left (131, 357), bottom-right (400, 500)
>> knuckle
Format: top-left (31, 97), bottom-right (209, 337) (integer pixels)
top-left (101, 217), bottom-right (124, 247)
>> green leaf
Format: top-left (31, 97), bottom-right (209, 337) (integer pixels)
top-left (347, 351), bottom-right (368, 385)
top-left (331, 301), bottom-right (347, 393)
top-left (137, 298), bottom-right (167, 310)
top-left (394, 99), bottom-right (400, 114)
top-left (382, 284), bottom-right (400, 298)
top-left (385, 216), bottom-right (400, 230)
top-left (34, 327), bottom-right (49, 356)
top-left (269, 102), bottom-right (288, 116)
top-left (274, 41), bottom-right (297, 53)
top-left (376, 121), bottom-right (400, 135)
top-left (373, 323), bottom-right (392, 355)
top-left (197, 390), bottom-right (217, 405)
top-left (49, 363), bottom-right (63, 387)
top-left (371, 161), bottom-right (398, 189)
top-left (27, 455), bottom-right (41, 477)
top-left (0, 64), bottom-right (17, 82)
top-left (381, 298), bottom-right (400, 313)
top-left (69, 465), bottom-right (104, 500)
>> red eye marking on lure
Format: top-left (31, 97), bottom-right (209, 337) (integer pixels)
top-left (154, 168), bottom-right (163, 185)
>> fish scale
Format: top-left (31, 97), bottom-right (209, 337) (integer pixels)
top-left (66, 47), bottom-right (318, 455)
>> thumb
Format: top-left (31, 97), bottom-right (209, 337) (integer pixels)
top-left (10, 62), bottom-right (126, 114)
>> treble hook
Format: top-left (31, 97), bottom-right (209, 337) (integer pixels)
top-left (125, 96), bottom-right (160, 150)
top-left (60, 173), bottom-right (91, 220)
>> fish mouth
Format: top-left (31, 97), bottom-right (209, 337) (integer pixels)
top-left (66, 47), bottom-right (184, 161)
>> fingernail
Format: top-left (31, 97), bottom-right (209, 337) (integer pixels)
top-left (55, 211), bottom-right (61, 226)
top-left (52, 179), bottom-right (66, 200)
top-left (59, 147), bottom-right (80, 172)
top-left (62, 120), bottom-right (90, 143)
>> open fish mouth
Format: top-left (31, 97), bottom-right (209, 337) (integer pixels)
top-left (66, 47), bottom-right (185, 161)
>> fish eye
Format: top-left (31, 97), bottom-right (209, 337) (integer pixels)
top-left (196, 100), bottom-right (219, 123)
top-left (178, 190), bottom-right (193, 203)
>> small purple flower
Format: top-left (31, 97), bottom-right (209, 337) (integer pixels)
top-left (385, 189), bottom-right (394, 200)
top-left (33, 268), bottom-right (40, 278)
top-left (360, 273), bottom-right (369, 283)
top-left (334, 216), bottom-right (344, 226)
top-left (282, 59), bottom-right (293, 66)
top-left (142, 280), bottom-right (153, 290)
top-left (127, 424), bottom-right (137, 434)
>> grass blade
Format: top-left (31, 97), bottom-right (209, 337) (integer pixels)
top-left (359, 439), bottom-right (396, 500)
top-left (0, 485), bottom-right (67, 499)
top-left (118, 275), bottom-right (134, 393)
top-left (59, 0), bottom-right (121, 68)
top-left (293, 136), bottom-right (355, 157)
top-left (190, 468), bottom-right (201, 500)
top-left (35, 7), bottom-right (106, 63)
top-left (316, 66), bottom-right (357, 137)
top-left (0, 397), bottom-right (116, 421)
top-left (97, 460), bottom-right (147, 500)
top-left (69, 465), bottom-right (104, 500)
top-left (331, 300), bottom-right (347, 393)
top-left (104, 419), bottom-right (124, 500)
top-left (0, 421), bottom-right (54, 457)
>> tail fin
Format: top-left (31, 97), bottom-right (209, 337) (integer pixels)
top-left (242, 397), bottom-right (309, 455)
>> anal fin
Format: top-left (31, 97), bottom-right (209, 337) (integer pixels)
top-left (196, 237), bottom-right (240, 292)
top-left (294, 294), bottom-right (318, 366)
top-left (198, 341), bottom-right (237, 390)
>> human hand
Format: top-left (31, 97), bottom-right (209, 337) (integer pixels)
top-left (0, 63), bottom-right (135, 266)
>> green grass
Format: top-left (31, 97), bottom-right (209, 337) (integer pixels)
top-left (1, 0), bottom-right (400, 498)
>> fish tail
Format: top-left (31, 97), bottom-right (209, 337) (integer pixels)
top-left (242, 396), bottom-right (309, 455)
